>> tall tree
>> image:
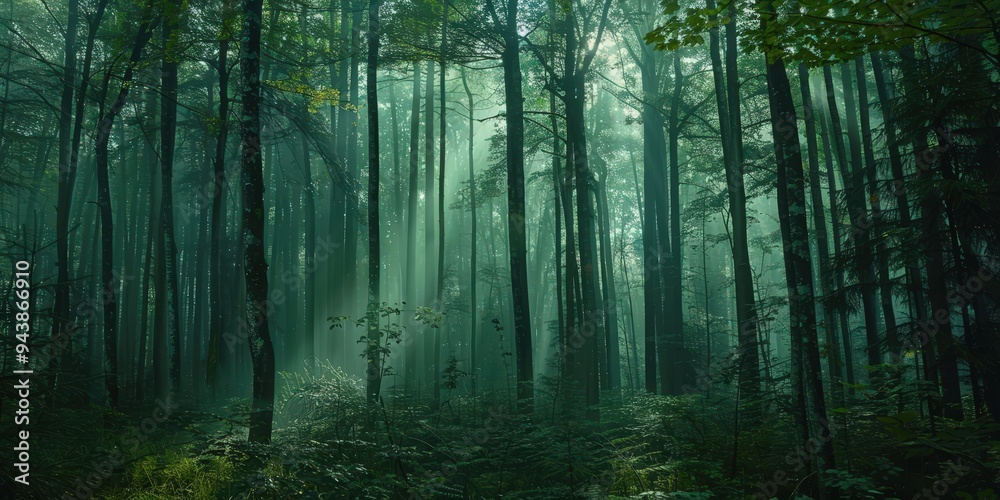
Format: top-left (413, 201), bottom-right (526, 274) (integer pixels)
top-left (560, 0), bottom-right (612, 416)
top-left (404, 62), bottom-right (421, 382)
top-left (423, 59), bottom-right (437, 392)
top-left (366, 0), bottom-right (382, 403)
top-left (702, 0), bottom-right (760, 402)
top-left (50, 0), bottom-right (79, 397)
top-left (434, 0), bottom-right (448, 408)
top-left (798, 64), bottom-right (845, 410)
top-left (345, 0), bottom-right (362, 313)
top-left (206, 20), bottom-right (232, 393)
top-left (854, 57), bottom-right (898, 356)
top-left (632, 9), bottom-right (664, 393)
top-left (761, 8), bottom-right (837, 497)
top-left (461, 68), bottom-right (478, 396)
top-left (485, 0), bottom-right (533, 412)
top-left (595, 160), bottom-right (620, 390)
top-left (93, 0), bottom-right (149, 408)
top-left (241, 0), bottom-right (276, 443)
top-left (838, 61), bottom-right (882, 371)
top-left (160, 0), bottom-right (184, 398)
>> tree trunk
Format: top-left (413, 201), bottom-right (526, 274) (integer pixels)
top-left (763, 43), bottom-right (837, 498)
top-left (329, 0), bottom-right (350, 324)
top-left (871, 52), bottom-right (926, 368)
top-left (854, 57), bottom-right (899, 357)
top-left (366, 0), bottom-right (382, 403)
top-left (50, 0), bottom-right (78, 400)
top-left (136, 90), bottom-right (158, 403)
top-left (424, 59), bottom-right (437, 395)
top-left (93, 8), bottom-right (152, 407)
top-left (706, 1), bottom-right (760, 401)
top-left (837, 62), bottom-right (882, 371)
top-left (462, 68), bottom-right (478, 396)
top-left (596, 167), bottom-right (620, 390)
top-left (161, 0), bottom-right (184, 398)
top-left (563, 0), bottom-right (608, 417)
top-left (489, 0), bottom-right (534, 412)
top-left (242, 0), bottom-right (276, 443)
top-left (814, 93), bottom-right (856, 388)
top-left (207, 36), bottom-right (230, 393)
top-left (638, 42), bottom-right (663, 394)
top-left (405, 62), bottom-right (421, 383)
top-left (665, 51), bottom-right (686, 395)
top-left (434, 4), bottom-right (448, 408)
top-left (798, 64), bottom-right (846, 411)
top-left (344, 0), bottom-right (362, 313)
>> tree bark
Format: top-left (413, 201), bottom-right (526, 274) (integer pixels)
top-left (366, 0), bottom-right (382, 403)
top-left (50, 0), bottom-right (78, 399)
top-left (596, 165), bottom-right (620, 390)
top-left (706, 0), bottom-right (760, 402)
top-left (242, 0), bottom-right (276, 443)
top-left (93, 6), bottom-right (151, 408)
top-left (161, 0), bottom-right (184, 398)
top-left (837, 62), bottom-right (882, 370)
top-left (207, 36), bottom-right (230, 393)
top-left (764, 44), bottom-right (838, 499)
top-left (798, 64), bottom-right (846, 411)
top-left (405, 62), bottom-right (421, 383)
top-left (854, 57), bottom-right (899, 356)
top-left (462, 68), bottom-right (478, 396)
top-left (487, 0), bottom-right (534, 412)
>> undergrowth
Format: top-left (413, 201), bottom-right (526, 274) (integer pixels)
top-left (2, 363), bottom-right (997, 499)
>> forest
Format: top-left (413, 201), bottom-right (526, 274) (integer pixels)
top-left (0, 0), bottom-right (998, 497)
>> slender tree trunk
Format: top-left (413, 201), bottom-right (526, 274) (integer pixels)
top-left (854, 58), bottom-right (898, 356)
top-left (50, 0), bottom-right (79, 399)
top-left (390, 77), bottom-right (403, 296)
top-left (505, 0), bottom-right (534, 412)
top-left (242, 0), bottom-right (276, 443)
top-left (596, 167), bottom-right (620, 390)
top-left (329, 0), bottom-right (350, 324)
top-left (344, 0), bottom-right (362, 313)
top-left (799, 64), bottom-right (846, 410)
top-left (814, 94), bottom-right (856, 388)
top-left (923, 124), bottom-right (965, 421)
top-left (837, 63), bottom-right (882, 370)
top-left (665, 51), bottom-right (686, 394)
top-left (871, 52), bottom-right (926, 366)
top-left (562, 0), bottom-right (610, 417)
top-left (424, 59), bottom-right (437, 395)
top-left (487, 0), bottom-right (534, 412)
top-left (366, 0), bottom-right (382, 403)
top-left (762, 35), bottom-right (837, 498)
top-left (161, 0), bottom-right (184, 398)
top-left (706, 1), bottom-right (759, 401)
top-left (405, 62), bottom-right (421, 384)
top-left (462, 69), bottom-right (478, 396)
top-left (152, 135), bottom-right (168, 402)
top-left (207, 36), bottom-right (230, 393)
top-left (434, 4), bottom-right (448, 408)
top-left (638, 43), bottom-right (662, 394)
top-left (92, 10), bottom-right (152, 408)
top-left (136, 90), bottom-right (158, 403)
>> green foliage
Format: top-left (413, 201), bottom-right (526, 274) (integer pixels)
top-left (265, 76), bottom-right (343, 113)
top-left (643, 0), bottom-right (723, 51)
top-left (414, 306), bottom-right (446, 328)
top-left (646, 0), bottom-right (1000, 66)
top-left (822, 468), bottom-right (882, 498)
top-left (330, 303), bottom-right (406, 379)
top-left (442, 356), bottom-right (468, 391)
top-left (101, 452), bottom-right (235, 499)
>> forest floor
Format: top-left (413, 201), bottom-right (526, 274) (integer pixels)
top-left (4, 367), bottom-right (999, 499)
